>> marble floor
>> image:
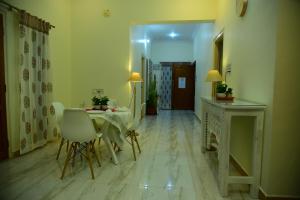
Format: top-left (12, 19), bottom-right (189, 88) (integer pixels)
top-left (0, 110), bottom-right (254, 200)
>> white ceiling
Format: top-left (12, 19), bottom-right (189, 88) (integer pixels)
top-left (143, 23), bottom-right (200, 41)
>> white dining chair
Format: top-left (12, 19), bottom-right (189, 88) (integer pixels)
top-left (126, 103), bottom-right (145, 161)
top-left (60, 109), bottom-right (101, 180)
top-left (52, 102), bottom-right (68, 160)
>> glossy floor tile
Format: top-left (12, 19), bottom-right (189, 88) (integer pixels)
top-left (0, 110), bottom-right (256, 200)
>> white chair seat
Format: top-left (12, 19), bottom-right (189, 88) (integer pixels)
top-left (60, 109), bottom-right (101, 180)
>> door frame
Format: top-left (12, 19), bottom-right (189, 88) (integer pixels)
top-left (214, 31), bottom-right (224, 74)
top-left (141, 56), bottom-right (146, 119)
top-left (0, 9), bottom-right (9, 160)
top-left (171, 62), bottom-right (195, 110)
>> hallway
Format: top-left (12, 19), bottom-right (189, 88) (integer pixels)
top-left (0, 111), bottom-right (251, 200)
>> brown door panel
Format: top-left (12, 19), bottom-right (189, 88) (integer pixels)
top-left (0, 14), bottom-right (9, 160)
top-left (172, 64), bottom-right (195, 110)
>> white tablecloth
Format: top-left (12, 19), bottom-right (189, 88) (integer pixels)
top-left (88, 109), bottom-right (132, 149)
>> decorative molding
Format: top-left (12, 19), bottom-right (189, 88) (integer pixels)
top-left (11, 150), bottom-right (20, 158)
top-left (194, 113), bottom-right (201, 124)
top-left (229, 154), bottom-right (248, 176)
top-left (229, 155), bottom-right (300, 200)
top-left (259, 188), bottom-right (300, 200)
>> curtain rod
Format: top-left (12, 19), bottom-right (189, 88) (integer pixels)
top-left (0, 1), bottom-right (55, 28)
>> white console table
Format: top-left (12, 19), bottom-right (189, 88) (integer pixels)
top-left (201, 97), bottom-right (266, 197)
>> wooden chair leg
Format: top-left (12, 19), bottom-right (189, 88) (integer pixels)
top-left (134, 132), bottom-right (141, 154)
top-left (56, 138), bottom-right (65, 160)
top-left (61, 142), bottom-right (74, 180)
top-left (113, 142), bottom-right (117, 151)
top-left (86, 143), bottom-right (95, 179)
top-left (92, 142), bottom-right (101, 167)
top-left (97, 138), bottom-right (102, 158)
top-left (72, 143), bottom-right (78, 167)
top-left (130, 132), bottom-right (136, 161)
top-left (66, 140), bottom-right (69, 152)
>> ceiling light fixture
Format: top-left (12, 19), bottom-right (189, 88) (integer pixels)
top-left (136, 39), bottom-right (150, 43)
top-left (168, 32), bottom-right (178, 38)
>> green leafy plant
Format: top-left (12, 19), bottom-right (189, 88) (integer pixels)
top-left (92, 96), bottom-right (101, 105)
top-left (100, 96), bottom-right (109, 105)
top-left (216, 82), bottom-right (227, 93)
top-left (225, 88), bottom-right (233, 96)
top-left (147, 76), bottom-right (158, 108)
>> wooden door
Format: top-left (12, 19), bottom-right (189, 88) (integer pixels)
top-left (141, 56), bottom-right (146, 118)
top-left (0, 14), bottom-right (9, 160)
top-left (172, 63), bottom-right (195, 110)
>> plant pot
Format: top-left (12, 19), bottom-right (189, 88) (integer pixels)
top-left (101, 105), bottom-right (108, 111)
top-left (93, 105), bottom-right (101, 110)
top-left (146, 106), bottom-right (157, 115)
top-left (216, 93), bottom-right (226, 98)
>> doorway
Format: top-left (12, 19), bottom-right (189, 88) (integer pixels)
top-left (214, 31), bottom-right (224, 74)
top-left (141, 56), bottom-right (146, 119)
top-left (171, 62), bottom-right (195, 110)
top-left (0, 13), bottom-right (9, 160)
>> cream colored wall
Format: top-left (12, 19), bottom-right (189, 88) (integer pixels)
top-left (4, 0), bottom-right (217, 153)
top-left (193, 23), bottom-right (214, 119)
top-left (130, 25), bottom-right (151, 120)
top-left (3, 10), bottom-right (20, 155)
top-left (7, 0), bottom-right (72, 106)
top-left (215, 0), bottom-right (278, 195)
top-left (230, 117), bottom-right (254, 175)
top-left (151, 40), bottom-right (193, 64)
top-left (69, 0), bottom-right (217, 108)
top-left (4, 0), bottom-right (72, 154)
top-left (268, 0), bottom-right (300, 196)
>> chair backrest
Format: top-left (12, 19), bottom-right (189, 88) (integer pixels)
top-left (52, 102), bottom-right (65, 125)
top-left (61, 109), bottom-right (97, 143)
top-left (132, 103), bottom-right (146, 129)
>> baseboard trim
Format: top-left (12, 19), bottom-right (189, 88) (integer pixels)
top-left (194, 113), bottom-right (201, 124)
top-left (259, 187), bottom-right (300, 200)
top-left (10, 150), bottom-right (20, 158)
top-left (229, 155), bottom-right (300, 200)
top-left (229, 154), bottom-right (248, 176)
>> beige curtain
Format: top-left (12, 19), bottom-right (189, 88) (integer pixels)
top-left (18, 11), bottom-right (57, 154)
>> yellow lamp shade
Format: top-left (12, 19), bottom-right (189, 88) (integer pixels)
top-left (206, 69), bottom-right (223, 82)
top-left (129, 72), bottom-right (143, 82)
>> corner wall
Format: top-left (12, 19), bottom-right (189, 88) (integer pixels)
top-left (215, 0), bottom-right (300, 197)
top-left (193, 23), bottom-right (214, 119)
top-left (130, 25), bottom-right (151, 120)
top-left (215, 0), bottom-right (278, 196)
top-left (268, 0), bottom-right (300, 196)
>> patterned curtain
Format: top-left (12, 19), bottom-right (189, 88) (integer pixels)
top-left (160, 66), bottom-right (172, 109)
top-left (19, 11), bottom-right (57, 154)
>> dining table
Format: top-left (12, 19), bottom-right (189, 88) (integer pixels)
top-left (86, 107), bottom-right (132, 164)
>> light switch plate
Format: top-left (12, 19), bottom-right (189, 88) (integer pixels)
top-left (226, 64), bottom-right (232, 73)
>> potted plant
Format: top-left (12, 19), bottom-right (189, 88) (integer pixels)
top-left (146, 76), bottom-right (158, 115)
top-left (216, 82), bottom-right (227, 97)
top-left (92, 96), bottom-right (101, 110)
top-left (225, 88), bottom-right (233, 97)
top-left (100, 96), bottom-right (109, 110)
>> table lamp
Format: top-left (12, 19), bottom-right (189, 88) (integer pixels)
top-left (206, 69), bottom-right (223, 98)
top-left (128, 72), bottom-right (143, 117)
